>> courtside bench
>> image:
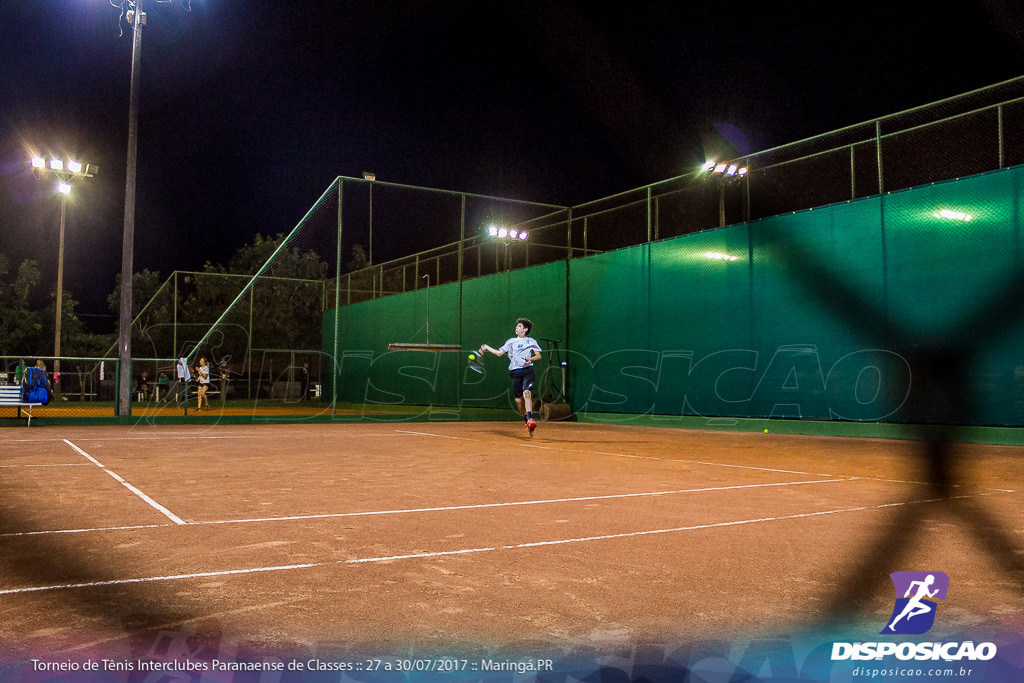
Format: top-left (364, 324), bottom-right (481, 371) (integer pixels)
top-left (0, 385), bottom-right (41, 426)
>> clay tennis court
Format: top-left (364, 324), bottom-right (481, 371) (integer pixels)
top-left (1, 421), bottom-right (1021, 663)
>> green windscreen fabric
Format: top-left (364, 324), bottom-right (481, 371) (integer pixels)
top-left (325, 262), bottom-right (567, 415)
top-left (459, 263), bottom-right (568, 412)
top-left (327, 165), bottom-right (1024, 427)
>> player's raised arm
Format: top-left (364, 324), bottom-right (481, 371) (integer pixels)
top-left (478, 343), bottom-right (506, 357)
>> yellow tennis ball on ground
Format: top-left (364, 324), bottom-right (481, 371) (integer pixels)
top-left (763, 428), bottom-right (769, 433)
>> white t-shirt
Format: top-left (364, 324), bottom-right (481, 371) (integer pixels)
top-left (501, 336), bottom-right (541, 371)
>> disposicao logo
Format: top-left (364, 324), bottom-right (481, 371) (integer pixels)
top-left (881, 571), bottom-right (949, 635)
top-left (830, 570), bottom-right (998, 664)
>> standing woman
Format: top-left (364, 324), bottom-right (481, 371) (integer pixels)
top-left (196, 357), bottom-right (211, 411)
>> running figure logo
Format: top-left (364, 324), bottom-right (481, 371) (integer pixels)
top-left (882, 571), bottom-right (949, 635)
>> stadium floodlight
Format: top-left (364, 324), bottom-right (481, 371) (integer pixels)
top-left (487, 224), bottom-right (528, 241)
top-left (31, 155), bottom-right (97, 178)
top-left (28, 148), bottom-right (97, 401)
top-left (704, 160), bottom-right (749, 178)
top-left (487, 223), bottom-right (530, 272)
top-left (703, 159), bottom-right (749, 228)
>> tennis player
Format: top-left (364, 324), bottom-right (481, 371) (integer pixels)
top-left (478, 317), bottom-right (542, 436)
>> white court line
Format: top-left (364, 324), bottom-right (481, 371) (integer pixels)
top-left (4, 434), bottom-right (270, 444)
top-left (0, 463), bottom-right (90, 469)
top-left (0, 493), bottom-right (984, 596)
top-left (519, 441), bottom-right (932, 482)
top-left (518, 440), bottom-right (839, 477)
top-left (10, 431), bottom-right (1008, 541)
top-left (62, 439), bottom-right (187, 526)
top-left (5, 432), bottom-right (432, 447)
top-left (693, 460), bottom-right (836, 476)
top-left (3, 427), bottom-right (981, 484)
top-left (203, 478), bottom-right (849, 526)
top-left (1, 523), bottom-right (171, 537)
top-left (0, 563), bottom-right (320, 595)
top-left (394, 429), bottom-right (464, 439)
top-left (67, 433), bottom-right (402, 442)
top-left (0, 477), bottom-right (851, 538)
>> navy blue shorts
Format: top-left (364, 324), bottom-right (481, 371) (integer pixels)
top-left (509, 366), bottom-right (536, 398)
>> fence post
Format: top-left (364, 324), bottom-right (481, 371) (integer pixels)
top-left (647, 186), bottom-right (652, 243)
top-left (332, 178), bottom-right (344, 413)
top-left (998, 103), bottom-right (1005, 168)
top-left (850, 145), bottom-right (856, 199)
top-left (876, 119), bottom-right (884, 194)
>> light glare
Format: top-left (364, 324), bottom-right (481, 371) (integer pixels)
top-left (58, 182), bottom-right (71, 195)
top-left (31, 157), bottom-right (46, 169)
top-left (49, 158), bottom-right (63, 171)
top-left (705, 251), bottom-right (738, 262)
top-left (67, 160), bottom-right (83, 173)
top-left (934, 209), bottom-right (973, 222)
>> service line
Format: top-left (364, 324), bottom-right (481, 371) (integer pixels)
top-left (0, 477), bottom-right (851, 538)
top-left (62, 439), bottom-right (186, 526)
top-left (0, 493), bottom-right (974, 597)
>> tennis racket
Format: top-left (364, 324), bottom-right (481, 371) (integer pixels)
top-left (467, 352), bottom-right (484, 374)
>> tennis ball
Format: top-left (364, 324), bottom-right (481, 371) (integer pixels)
top-left (468, 353), bottom-right (476, 360)
top-left (763, 428), bottom-right (769, 433)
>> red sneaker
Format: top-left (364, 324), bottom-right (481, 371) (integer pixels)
top-left (527, 419), bottom-right (537, 437)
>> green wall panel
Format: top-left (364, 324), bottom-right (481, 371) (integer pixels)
top-left (326, 166), bottom-right (1024, 427)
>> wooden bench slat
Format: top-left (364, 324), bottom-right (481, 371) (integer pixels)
top-left (1, 385), bottom-right (42, 425)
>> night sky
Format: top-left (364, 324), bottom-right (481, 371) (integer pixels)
top-left (2, 1), bottom-right (1023, 325)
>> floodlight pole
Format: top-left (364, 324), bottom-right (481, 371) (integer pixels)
top-left (30, 157), bottom-right (95, 400)
top-left (54, 192), bottom-right (67, 398)
top-left (117, 0), bottom-right (145, 416)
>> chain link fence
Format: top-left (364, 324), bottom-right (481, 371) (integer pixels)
top-left (5, 77), bottom-right (1024, 424)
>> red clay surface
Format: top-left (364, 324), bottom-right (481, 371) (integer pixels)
top-left (1, 421), bottom-right (1022, 661)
